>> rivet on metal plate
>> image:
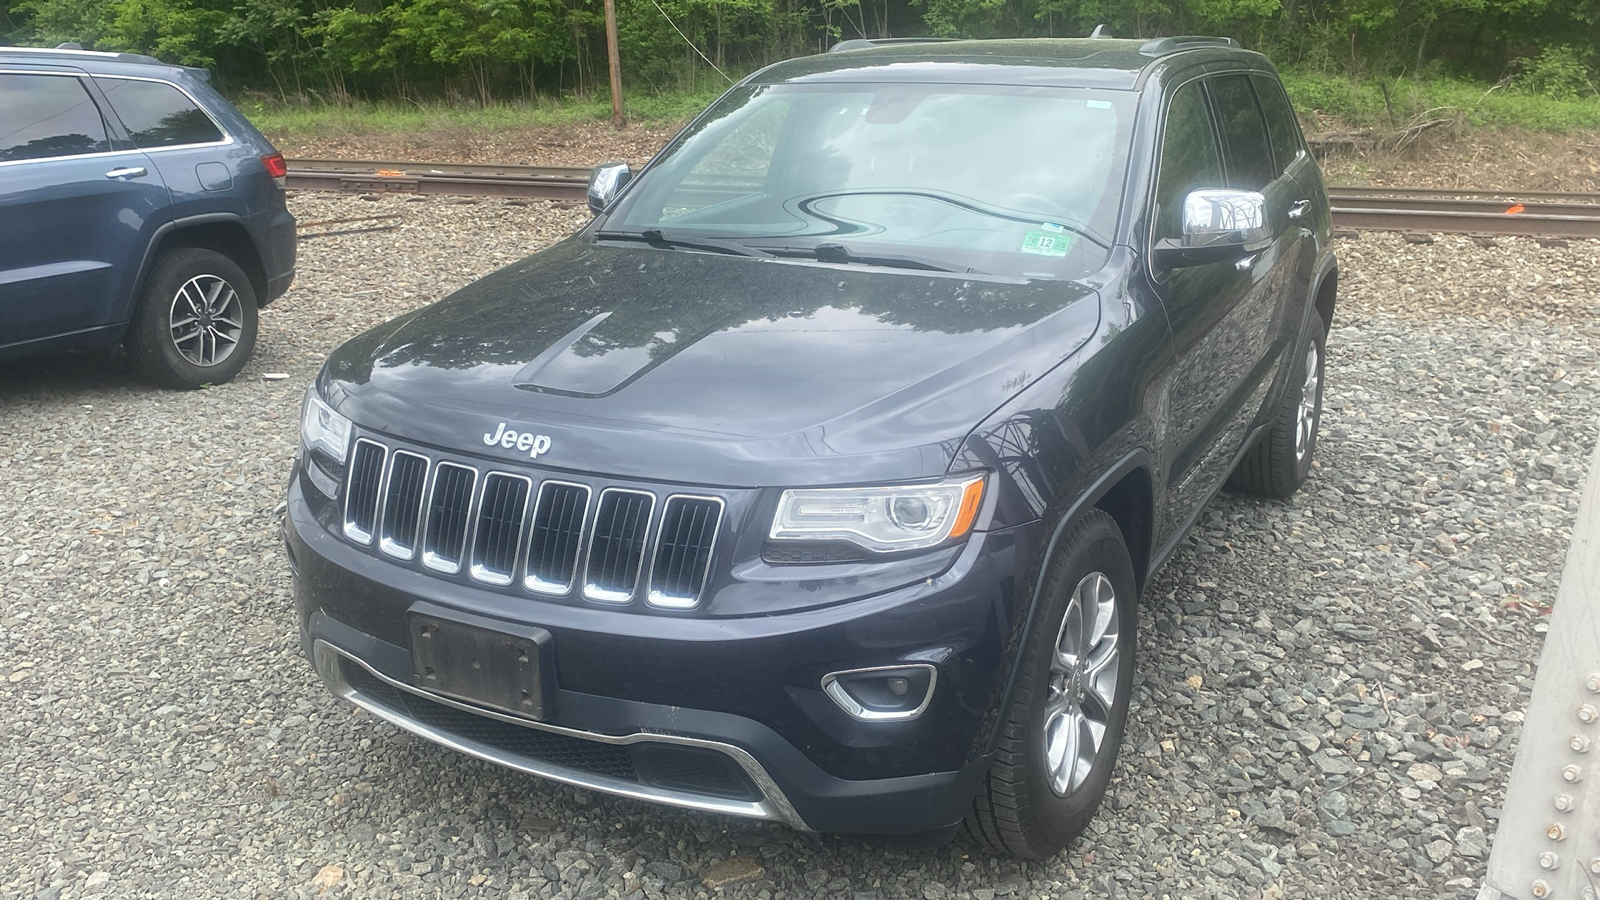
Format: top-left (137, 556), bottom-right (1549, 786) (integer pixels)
top-left (1532, 879), bottom-right (1551, 898)
top-left (1573, 734), bottom-right (1592, 753)
top-left (1585, 672), bottom-right (1600, 693)
top-left (1554, 794), bottom-right (1575, 811)
top-left (1562, 764), bottom-right (1584, 782)
top-left (1579, 704), bottom-right (1599, 724)
top-left (1547, 822), bottom-right (1566, 841)
top-left (1540, 851), bottom-right (1560, 869)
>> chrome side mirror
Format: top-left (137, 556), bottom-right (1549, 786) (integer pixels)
top-left (1155, 189), bottom-right (1270, 267)
top-left (587, 162), bottom-right (632, 215)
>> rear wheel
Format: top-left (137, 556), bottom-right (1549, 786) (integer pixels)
top-left (127, 248), bottom-right (258, 389)
top-left (1227, 322), bottom-right (1326, 498)
top-left (965, 508), bottom-right (1137, 858)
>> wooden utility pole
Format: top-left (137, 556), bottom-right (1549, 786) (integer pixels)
top-left (603, 0), bottom-right (624, 128)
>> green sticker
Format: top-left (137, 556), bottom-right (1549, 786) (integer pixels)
top-left (1021, 230), bottom-right (1071, 257)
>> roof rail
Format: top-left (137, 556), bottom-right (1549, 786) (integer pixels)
top-left (828, 37), bottom-right (958, 53)
top-left (0, 44), bottom-right (166, 65)
top-left (1089, 24), bottom-right (1113, 38)
top-left (1138, 35), bottom-right (1240, 56)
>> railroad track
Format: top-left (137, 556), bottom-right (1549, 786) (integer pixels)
top-left (285, 158), bottom-right (1600, 239)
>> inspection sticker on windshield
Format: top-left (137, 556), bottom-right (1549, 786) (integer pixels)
top-left (1021, 227), bottom-right (1071, 257)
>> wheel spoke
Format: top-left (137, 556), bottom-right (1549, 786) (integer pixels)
top-left (1083, 646), bottom-right (1120, 712)
top-left (1047, 707), bottom-right (1082, 795)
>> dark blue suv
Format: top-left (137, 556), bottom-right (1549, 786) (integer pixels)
top-left (0, 45), bottom-right (295, 388)
top-left (288, 36), bottom-right (1335, 857)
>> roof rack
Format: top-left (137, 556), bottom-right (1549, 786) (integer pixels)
top-left (0, 44), bottom-right (167, 65)
top-left (1138, 36), bottom-right (1240, 56)
top-left (828, 37), bottom-right (958, 53)
top-left (1089, 24), bottom-right (1113, 38)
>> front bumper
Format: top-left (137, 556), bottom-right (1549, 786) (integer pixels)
top-left (286, 471), bottom-right (1032, 835)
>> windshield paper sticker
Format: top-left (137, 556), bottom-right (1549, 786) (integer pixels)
top-left (1021, 227), bottom-right (1071, 257)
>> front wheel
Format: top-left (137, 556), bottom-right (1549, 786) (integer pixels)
top-left (127, 248), bottom-right (259, 389)
top-left (965, 508), bottom-right (1137, 859)
top-left (1227, 323), bottom-right (1326, 498)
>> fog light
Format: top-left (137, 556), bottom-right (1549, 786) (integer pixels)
top-left (822, 664), bottom-right (937, 721)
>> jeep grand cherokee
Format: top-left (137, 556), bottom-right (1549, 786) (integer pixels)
top-left (284, 35), bottom-right (1337, 858)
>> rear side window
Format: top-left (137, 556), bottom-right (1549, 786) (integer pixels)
top-left (1153, 82), bottom-right (1223, 240)
top-left (0, 73), bottom-right (110, 162)
top-left (96, 78), bottom-right (224, 148)
top-left (1209, 75), bottom-right (1276, 190)
top-left (1252, 74), bottom-right (1305, 175)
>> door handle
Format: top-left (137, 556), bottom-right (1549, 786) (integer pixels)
top-left (105, 166), bottom-right (148, 180)
top-left (1287, 199), bottom-right (1310, 219)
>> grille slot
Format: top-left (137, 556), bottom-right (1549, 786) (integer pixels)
top-left (343, 439), bottom-right (387, 544)
top-left (524, 481), bottom-right (591, 594)
top-left (647, 496), bottom-right (723, 608)
top-left (583, 489), bottom-right (655, 603)
top-left (423, 462), bottom-right (478, 574)
top-left (470, 473), bottom-right (531, 585)
top-left (379, 451), bottom-right (429, 560)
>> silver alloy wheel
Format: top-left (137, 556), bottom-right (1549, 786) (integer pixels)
top-left (1044, 571), bottom-right (1122, 797)
top-left (1294, 342), bottom-right (1320, 461)
top-left (168, 274), bottom-right (244, 368)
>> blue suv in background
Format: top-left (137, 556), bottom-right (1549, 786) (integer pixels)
top-left (0, 45), bottom-right (295, 388)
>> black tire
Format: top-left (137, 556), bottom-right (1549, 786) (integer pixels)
top-left (1227, 322), bottom-right (1327, 498)
top-left (964, 508), bottom-right (1137, 859)
top-left (127, 248), bottom-right (258, 389)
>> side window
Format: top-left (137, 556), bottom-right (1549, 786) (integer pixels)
top-left (1252, 74), bottom-right (1305, 175)
top-left (0, 74), bottom-right (110, 162)
top-left (1153, 82), bottom-right (1223, 240)
top-left (96, 78), bottom-right (224, 148)
top-left (1209, 75), bottom-right (1276, 190)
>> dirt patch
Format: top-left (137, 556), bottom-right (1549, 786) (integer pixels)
top-left (1317, 127), bottom-right (1600, 192)
top-left (274, 115), bottom-right (1600, 192)
top-left (274, 119), bottom-right (686, 169)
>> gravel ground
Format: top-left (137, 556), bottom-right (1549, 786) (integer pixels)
top-left (2, 195), bottom-right (1597, 900)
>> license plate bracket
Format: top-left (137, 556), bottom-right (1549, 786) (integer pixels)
top-left (408, 611), bottom-right (555, 720)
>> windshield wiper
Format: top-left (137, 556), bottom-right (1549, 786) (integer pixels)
top-left (755, 241), bottom-right (986, 275)
top-left (594, 228), bottom-right (771, 258)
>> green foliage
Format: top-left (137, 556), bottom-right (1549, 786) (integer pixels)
top-left (1519, 44), bottom-right (1596, 99)
top-left (1283, 69), bottom-right (1600, 131)
top-left (4, 0), bottom-right (1600, 133)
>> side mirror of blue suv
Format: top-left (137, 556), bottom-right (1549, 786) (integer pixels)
top-left (0, 46), bottom-right (296, 388)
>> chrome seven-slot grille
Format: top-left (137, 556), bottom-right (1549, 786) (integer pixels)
top-left (341, 438), bottom-right (724, 608)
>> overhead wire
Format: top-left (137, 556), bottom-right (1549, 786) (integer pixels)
top-left (645, 0), bottom-right (735, 84)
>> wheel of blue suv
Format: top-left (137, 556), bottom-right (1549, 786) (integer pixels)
top-left (1227, 322), bottom-right (1327, 498)
top-left (965, 508), bottom-right (1137, 859)
top-left (128, 248), bottom-right (258, 389)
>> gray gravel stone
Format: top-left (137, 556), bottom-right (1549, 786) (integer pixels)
top-left (0, 204), bottom-right (1594, 899)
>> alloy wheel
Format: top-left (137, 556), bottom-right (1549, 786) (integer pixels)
top-left (1295, 342), bottom-right (1320, 461)
top-left (1043, 571), bottom-right (1122, 796)
top-left (169, 274), bottom-right (244, 368)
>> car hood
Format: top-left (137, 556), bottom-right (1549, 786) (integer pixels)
top-left (325, 241), bottom-right (1099, 486)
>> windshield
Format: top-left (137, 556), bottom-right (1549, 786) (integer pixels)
top-left (603, 82), bottom-right (1134, 280)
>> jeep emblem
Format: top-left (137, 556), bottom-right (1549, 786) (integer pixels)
top-left (483, 422), bottom-right (552, 459)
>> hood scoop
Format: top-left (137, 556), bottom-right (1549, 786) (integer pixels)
top-left (512, 310), bottom-right (648, 397)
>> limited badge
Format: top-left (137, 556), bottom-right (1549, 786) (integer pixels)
top-left (1021, 229), bottom-right (1071, 257)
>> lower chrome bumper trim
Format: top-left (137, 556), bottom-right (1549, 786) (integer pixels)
top-left (312, 639), bottom-right (811, 831)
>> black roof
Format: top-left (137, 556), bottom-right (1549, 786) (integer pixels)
top-left (752, 37), bottom-right (1262, 90)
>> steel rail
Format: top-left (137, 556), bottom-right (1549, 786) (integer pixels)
top-left (283, 159), bottom-right (1600, 238)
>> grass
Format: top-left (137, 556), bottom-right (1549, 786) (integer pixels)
top-left (240, 71), bottom-right (1600, 144)
top-left (1281, 70), bottom-right (1600, 132)
top-left (243, 86), bottom-right (728, 141)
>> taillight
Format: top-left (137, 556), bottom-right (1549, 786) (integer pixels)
top-left (261, 152), bottom-right (287, 186)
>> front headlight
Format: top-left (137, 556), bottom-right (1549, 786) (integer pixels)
top-left (300, 387), bottom-right (352, 465)
top-left (769, 474), bottom-right (986, 554)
